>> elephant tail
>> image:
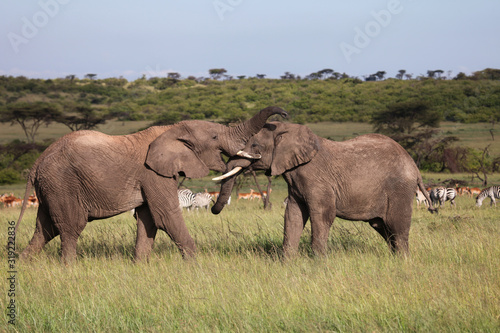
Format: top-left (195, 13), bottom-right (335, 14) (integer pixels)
top-left (417, 176), bottom-right (438, 215)
top-left (13, 173), bottom-right (34, 241)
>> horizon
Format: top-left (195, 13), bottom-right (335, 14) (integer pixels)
top-left (2, 67), bottom-right (496, 82)
top-left (1, 1), bottom-right (499, 81)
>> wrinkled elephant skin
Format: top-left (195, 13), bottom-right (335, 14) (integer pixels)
top-left (15, 107), bottom-right (287, 263)
top-left (213, 122), bottom-right (436, 257)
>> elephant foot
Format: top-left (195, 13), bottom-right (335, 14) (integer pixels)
top-left (133, 247), bottom-right (153, 263)
top-left (179, 244), bottom-right (197, 260)
top-left (282, 245), bottom-right (300, 261)
top-left (19, 249), bottom-right (37, 262)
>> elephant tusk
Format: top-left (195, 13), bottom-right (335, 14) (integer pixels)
top-left (212, 167), bottom-right (243, 181)
top-left (237, 150), bottom-right (261, 159)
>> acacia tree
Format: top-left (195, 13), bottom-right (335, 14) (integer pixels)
top-left (57, 104), bottom-right (111, 131)
top-left (396, 69), bottom-right (406, 79)
top-left (0, 102), bottom-right (61, 143)
top-left (375, 71), bottom-right (386, 80)
top-left (208, 68), bottom-right (227, 80)
top-left (372, 101), bottom-right (440, 135)
top-left (318, 69), bottom-right (334, 79)
top-left (466, 145), bottom-right (492, 186)
top-left (371, 101), bottom-right (452, 169)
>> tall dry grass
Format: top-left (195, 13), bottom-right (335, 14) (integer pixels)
top-left (1, 188), bottom-right (499, 332)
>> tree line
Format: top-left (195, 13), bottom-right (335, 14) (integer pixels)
top-left (0, 69), bottom-right (499, 184)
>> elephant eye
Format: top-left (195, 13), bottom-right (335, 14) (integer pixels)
top-left (212, 135), bottom-right (218, 140)
top-left (275, 131), bottom-right (287, 145)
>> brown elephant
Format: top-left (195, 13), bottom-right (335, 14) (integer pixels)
top-left (212, 122), bottom-right (436, 257)
top-left (14, 107), bottom-right (287, 263)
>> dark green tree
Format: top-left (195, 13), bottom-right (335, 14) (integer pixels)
top-left (372, 101), bottom-right (440, 135)
top-left (318, 69), bottom-right (334, 79)
top-left (396, 69), bottom-right (406, 79)
top-left (372, 101), bottom-right (450, 169)
top-left (281, 72), bottom-right (296, 80)
top-left (375, 71), bottom-right (386, 80)
top-left (150, 111), bottom-right (183, 126)
top-left (57, 104), bottom-right (110, 131)
top-left (434, 69), bottom-right (444, 78)
top-left (208, 68), bottom-right (227, 80)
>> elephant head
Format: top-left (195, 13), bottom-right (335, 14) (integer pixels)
top-left (15, 106), bottom-right (287, 264)
top-left (212, 122), bottom-right (320, 214)
top-left (145, 107), bottom-right (288, 178)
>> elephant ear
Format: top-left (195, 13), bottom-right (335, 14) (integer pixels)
top-left (145, 125), bottom-right (210, 178)
top-left (271, 124), bottom-right (321, 176)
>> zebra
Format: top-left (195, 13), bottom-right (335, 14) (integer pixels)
top-left (192, 192), bottom-right (213, 211)
top-left (429, 187), bottom-right (443, 206)
top-left (415, 188), bottom-right (429, 208)
top-left (430, 187), bottom-right (457, 208)
top-left (178, 189), bottom-right (195, 211)
top-left (475, 185), bottom-right (500, 207)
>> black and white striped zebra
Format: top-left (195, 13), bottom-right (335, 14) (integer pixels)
top-left (415, 189), bottom-right (429, 208)
top-left (475, 185), bottom-right (500, 207)
top-left (430, 187), bottom-right (457, 207)
top-left (178, 189), bottom-right (195, 210)
top-left (193, 192), bottom-right (213, 211)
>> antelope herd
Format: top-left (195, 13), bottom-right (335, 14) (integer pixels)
top-left (2, 185), bottom-right (497, 211)
top-left (0, 188), bottom-right (269, 211)
top-left (236, 189), bottom-right (271, 201)
top-left (416, 185), bottom-right (500, 208)
top-left (0, 192), bottom-right (38, 208)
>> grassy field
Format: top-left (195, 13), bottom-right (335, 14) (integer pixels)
top-left (1, 176), bottom-right (500, 332)
top-left (0, 120), bottom-right (153, 144)
top-left (1, 120), bottom-right (499, 331)
top-left (306, 122), bottom-right (499, 156)
top-left (1, 119), bottom-right (498, 155)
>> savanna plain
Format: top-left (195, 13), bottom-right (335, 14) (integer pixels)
top-left (1, 121), bottom-right (499, 332)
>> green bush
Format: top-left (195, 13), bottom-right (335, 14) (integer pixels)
top-left (1, 73), bottom-right (500, 126)
top-left (0, 168), bottom-right (20, 184)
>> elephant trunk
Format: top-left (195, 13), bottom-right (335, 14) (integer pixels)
top-left (211, 176), bottom-right (237, 214)
top-left (211, 158), bottom-right (250, 214)
top-left (226, 106), bottom-right (287, 155)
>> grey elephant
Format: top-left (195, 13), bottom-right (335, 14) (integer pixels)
top-left (212, 122), bottom-right (436, 256)
top-left (14, 107), bottom-right (287, 263)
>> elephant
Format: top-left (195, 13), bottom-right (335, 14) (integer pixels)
top-left (14, 106), bottom-right (287, 263)
top-left (212, 122), bottom-right (436, 257)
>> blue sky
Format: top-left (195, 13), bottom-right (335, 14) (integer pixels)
top-left (1, 0), bottom-right (499, 80)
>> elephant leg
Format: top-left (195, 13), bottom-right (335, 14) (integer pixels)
top-left (283, 197), bottom-right (309, 258)
top-left (20, 206), bottom-right (59, 260)
top-left (369, 218), bottom-right (395, 251)
top-left (309, 204), bottom-right (336, 256)
top-left (134, 205), bottom-right (158, 262)
top-left (52, 207), bottom-right (88, 264)
top-left (142, 180), bottom-right (196, 259)
top-left (58, 224), bottom-right (86, 264)
top-left (369, 215), bottom-right (410, 255)
top-left (154, 208), bottom-right (196, 259)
